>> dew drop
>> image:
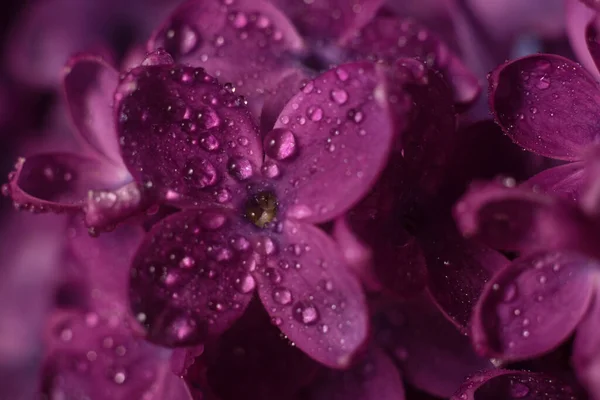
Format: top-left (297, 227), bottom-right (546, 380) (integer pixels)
top-left (163, 24), bottom-right (201, 56)
top-left (335, 68), bottom-right (349, 82)
top-left (229, 11), bottom-right (248, 28)
top-left (231, 235), bottom-right (251, 251)
top-left (273, 287), bottom-right (292, 305)
top-left (183, 159), bottom-right (218, 188)
top-left (200, 212), bottom-right (226, 230)
top-left (264, 128), bottom-right (298, 161)
top-left (112, 369), bottom-right (127, 385)
top-left (501, 284), bottom-right (517, 302)
top-left (330, 88), bottom-right (349, 105)
top-left (227, 157), bottom-right (254, 180)
top-left (293, 302), bottom-right (320, 325)
top-left (510, 382), bottom-right (530, 398)
top-left (179, 256), bottom-right (195, 269)
top-left (261, 160), bottom-right (281, 178)
top-left (235, 274), bottom-right (256, 293)
top-left (307, 105), bottom-right (324, 121)
top-left (536, 75), bottom-right (550, 90)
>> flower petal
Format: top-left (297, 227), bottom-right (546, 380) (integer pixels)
top-left (418, 222), bottom-right (509, 330)
top-left (451, 369), bottom-right (580, 400)
top-left (129, 208), bottom-right (256, 347)
top-left (566, 0), bottom-right (600, 80)
top-left (523, 163), bottom-right (585, 202)
top-left (345, 17), bottom-right (480, 105)
top-left (271, 0), bottom-right (384, 44)
top-left (204, 299), bottom-right (318, 400)
top-left (272, 62), bottom-right (397, 224)
top-left (64, 54), bottom-right (123, 165)
top-left (573, 281), bottom-right (600, 399)
top-left (5, 153), bottom-right (126, 213)
top-left (454, 182), bottom-right (594, 253)
top-left (581, 0), bottom-right (600, 11)
top-left (84, 182), bottom-right (153, 231)
top-left (147, 0), bottom-right (304, 105)
top-left (0, 213), bottom-right (66, 400)
top-left (335, 154), bottom-right (428, 297)
top-left (255, 219), bottom-right (369, 368)
top-left (377, 294), bottom-right (492, 398)
top-left (67, 221), bottom-right (144, 319)
top-left (489, 54), bottom-right (600, 160)
top-left (43, 311), bottom-right (192, 400)
top-left (115, 61), bottom-right (262, 206)
top-left (307, 346), bottom-right (405, 400)
top-left (471, 252), bottom-right (596, 361)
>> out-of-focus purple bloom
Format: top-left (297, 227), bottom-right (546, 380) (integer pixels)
top-left (453, 163), bottom-right (600, 397)
top-left (5, 0), bottom-right (182, 89)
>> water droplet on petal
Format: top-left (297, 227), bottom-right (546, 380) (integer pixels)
top-left (307, 106), bottom-right (323, 121)
top-left (229, 11), bottom-right (248, 28)
top-left (502, 284), bottom-right (517, 302)
top-left (330, 88), bottom-right (348, 105)
top-left (264, 128), bottom-right (297, 161)
top-left (261, 160), bottom-right (281, 178)
top-left (164, 24), bottom-right (201, 56)
top-left (335, 68), bottom-right (349, 81)
top-left (536, 75), bottom-right (550, 90)
top-left (510, 382), bottom-right (530, 398)
top-left (235, 274), bottom-right (256, 293)
top-left (179, 256), bottom-right (195, 268)
top-left (273, 287), bottom-right (292, 305)
top-left (112, 369), bottom-right (127, 385)
top-left (227, 157), bottom-right (254, 180)
top-left (183, 159), bottom-right (218, 188)
top-left (200, 212), bottom-right (226, 230)
top-left (293, 302), bottom-right (320, 325)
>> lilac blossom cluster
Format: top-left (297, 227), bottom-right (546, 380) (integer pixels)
top-left (2, 0), bottom-right (600, 399)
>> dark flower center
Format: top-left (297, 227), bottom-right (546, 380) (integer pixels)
top-left (244, 191), bottom-right (278, 228)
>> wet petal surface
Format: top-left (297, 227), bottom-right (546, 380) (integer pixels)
top-left (345, 17), bottom-right (480, 105)
top-left (307, 346), bottom-right (405, 400)
top-left (271, 0), bottom-right (384, 44)
top-left (148, 0), bottom-right (304, 104)
top-left (129, 208), bottom-right (256, 347)
top-left (6, 153), bottom-right (125, 213)
top-left (454, 182), bottom-right (594, 254)
top-left (43, 312), bottom-right (191, 400)
top-left (377, 294), bottom-right (492, 398)
top-left (471, 252), bottom-right (596, 361)
top-left (255, 219), bottom-right (369, 369)
top-left (489, 54), bottom-right (600, 160)
top-left (272, 62), bottom-right (396, 224)
top-left (573, 281), bottom-right (600, 400)
top-left (204, 299), bottom-right (317, 400)
top-left (419, 223), bottom-right (509, 330)
top-left (115, 61), bottom-right (262, 206)
top-left (523, 163), bottom-right (585, 202)
top-left (451, 369), bottom-right (580, 400)
top-left (64, 54), bottom-right (122, 165)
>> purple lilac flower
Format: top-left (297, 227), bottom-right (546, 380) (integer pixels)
top-left (3, 0), bottom-right (600, 399)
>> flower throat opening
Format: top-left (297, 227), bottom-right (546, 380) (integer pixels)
top-left (244, 191), bottom-right (278, 228)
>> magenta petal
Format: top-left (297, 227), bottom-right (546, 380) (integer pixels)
top-left (44, 312), bottom-right (192, 400)
top-left (454, 182), bottom-right (592, 253)
top-left (489, 54), bottom-right (600, 161)
top-left (573, 284), bottom-right (600, 399)
top-left (271, 0), bottom-right (384, 44)
top-left (581, 0), bottom-right (600, 11)
top-left (419, 223), bottom-right (509, 330)
top-left (345, 17), bottom-right (480, 105)
top-left (566, 0), bottom-right (600, 80)
top-left (471, 252), bottom-right (596, 361)
top-left (378, 295), bottom-right (492, 398)
top-left (255, 220), bottom-right (369, 368)
top-left (84, 182), bottom-right (151, 230)
top-left (129, 209), bottom-right (256, 347)
top-left (64, 54), bottom-right (122, 165)
top-left (308, 346), bottom-right (405, 400)
top-left (147, 0), bottom-right (304, 103)
top-left (273, 62), bottom-right (395, 224)
top-left (206, 300), bottom-right (317, 400)
top-left (68, 222), bottom-right (144, 319)
top-left (523, 163), bottom-right (585, 202)
top-left (115, 62), bottom-right (262, 206)
top-left (6, 153), bottom-right (125, 213)
top-left (451, 369), bottom-right (580, 400)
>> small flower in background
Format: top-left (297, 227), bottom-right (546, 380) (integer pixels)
top-left (3, 0), bottom-right (600, 399)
